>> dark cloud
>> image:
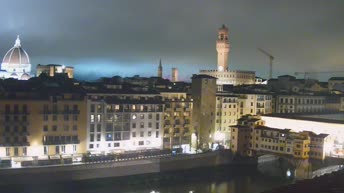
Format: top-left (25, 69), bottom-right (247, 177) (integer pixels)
top-left (1, 0), bottom-right (344, 81)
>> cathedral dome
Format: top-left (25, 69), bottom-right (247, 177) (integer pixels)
top-left (0, 35), bottom-right (31, 80)
top-left (2, 36), bottom-right (30, 66)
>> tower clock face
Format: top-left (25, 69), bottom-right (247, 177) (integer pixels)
top-left (218, 66), bottom-right (224, 71)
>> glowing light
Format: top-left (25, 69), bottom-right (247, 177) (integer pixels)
top-left (214, 131), bottom-right (225, 141)
top-left (286, 169), bottom-right (291, 177)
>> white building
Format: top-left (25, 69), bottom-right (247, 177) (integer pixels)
top-left (86, 93), bottom-right (164, 154)
top-left (0, 36), bottom-right (31, 80)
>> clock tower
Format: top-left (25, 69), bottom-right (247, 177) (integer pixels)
top-left (216, 25), bottom-right (230, 72)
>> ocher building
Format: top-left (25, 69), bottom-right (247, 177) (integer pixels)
top-left (161, 91), bottom-right (192, 151)
top-left (0, 86), bottom-right (86, 163)
top-left (215, 93), bottom-right (239, 147)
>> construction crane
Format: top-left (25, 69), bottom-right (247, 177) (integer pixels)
top-left (258, 48), bottom-right (274, 80)
top-left (294, 71), bottom-right (344, 79)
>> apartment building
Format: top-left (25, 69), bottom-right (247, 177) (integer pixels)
top-left (160, 92), bottom-right (192, 151)
top-left (230, 116), bottom-right (329, 160)
top-left (86, 93), bottom-right (164, 154)
top-left (215, 93), bottom-right (239, 147)
top-left (237, 94), bottom-right (273, 116)
top-left (275, 95), bottom-right (326, 113)
top-left (301, 131), bottom-right (330, 160)
top-left (0, 87), bottom-right (87, 164)
top-left (230, 116), bottom-right (265, 156)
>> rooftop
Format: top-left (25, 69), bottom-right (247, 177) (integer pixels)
top-left (262, 113), bottom-right (344, 124)
top-left (329, 77), bottom-right (344, 81)
top-left (191, 74), bottom-right (217, 80)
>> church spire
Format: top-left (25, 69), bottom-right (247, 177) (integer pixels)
top-left (158, 59), bottom-right (163, 78)
top-left (14, 35), bottom-right (21, 48)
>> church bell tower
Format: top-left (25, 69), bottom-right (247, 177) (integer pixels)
top-left (158, 59), bottom-right (163, 78)
top-left (216, 25), bottom-right (230, 72)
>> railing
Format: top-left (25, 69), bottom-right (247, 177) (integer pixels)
top-left (43, 139), bottom-right (80, 145)
top-left (0, 111), bottom-right (30, 115)
top-left (40, 110), bottom-right (80, 114)
top-left (0, 142), bottom-right (30, 147)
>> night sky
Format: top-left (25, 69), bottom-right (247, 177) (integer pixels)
top-left (1, 0), bottom-right (344, 81)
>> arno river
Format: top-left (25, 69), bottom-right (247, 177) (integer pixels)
top-left (1, 159), bottom-right (342, 193)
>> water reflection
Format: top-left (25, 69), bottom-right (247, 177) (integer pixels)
top-left (0, 159), bottom-right (342, 193)
top-left (258, 158), bottom-right (343, 181)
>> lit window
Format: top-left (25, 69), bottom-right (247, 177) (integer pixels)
top-left (23, 147), bottom-right (27, 156)
top-left (6, 147), bottom-right (10, 156)
top-left (61, 145), bottom-right (66, 154)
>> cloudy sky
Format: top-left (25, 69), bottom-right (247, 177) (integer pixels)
top-left (1, 0), bottom-right (343, 81)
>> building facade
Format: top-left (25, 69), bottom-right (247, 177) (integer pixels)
top-left (230, 116), bottom-right (329, 160)
top-left (274, 95), bottom-right (327, 113)
top-left (161, 92), bottom-right (192, 152)
top-left (0, 91), bottom-right (87, 164)
top-left (215, 93), bottom-right (239, 147)
top-left (86, 93), bottom-right (164, 154)
top-left (36, 64), bottom-right (74, 79)
top-left (191, 75), bottom-right (217, 149)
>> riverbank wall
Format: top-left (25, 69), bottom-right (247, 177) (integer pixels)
top-left (0, 150), bottom-right (257, 185)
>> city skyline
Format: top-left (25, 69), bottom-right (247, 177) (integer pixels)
top-left (1, 0), bottom-right (344, 81)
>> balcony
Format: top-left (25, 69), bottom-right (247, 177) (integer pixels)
top-left (175, 108), bottom-right (183, 112)
top-left (183, 131), bottom-right (190, 136)
top-left (184, 107), bottom-right (191, 112)
top-left (183, 123), bottom-right (191, 127)
top-left (62, 110), bottom-right (80, 114)
top-left (0, 111), bottom-right (30, 115)
top-left (163, 124), bottom-right (170, 128)
top-left (43, 139), bottom-right (80, 145)
top-left (1, 120), bottom-right (30, 125)
top-left (0, 142), bottom-right (30, 147)
top-left (163, 133), bottom-right (170, 138)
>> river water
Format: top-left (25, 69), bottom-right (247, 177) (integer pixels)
top-left (2, 159), bottom-right (342, 193)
